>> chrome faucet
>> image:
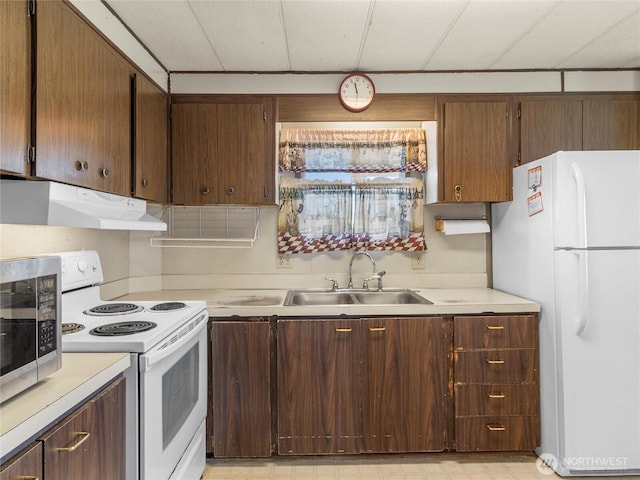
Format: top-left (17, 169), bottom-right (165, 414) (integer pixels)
top-left (348, 251), bottom-right (377, 289)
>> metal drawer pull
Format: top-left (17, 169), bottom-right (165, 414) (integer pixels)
top-left (486, 325), bottom-right (505, 330)
top-left (57, 431), bottom-right (91, 452)
top-left (369, 327), bottom-right (386, 332)
top-left (486, 424), bottom-right (506, 432)
top-left (487, 393), bottom-right (506, 399)
top-left (486, 359), bottom-right (505, 364)
top-left (335, 328), bottom-right (352, 332)
top-left (17, 477), bottom-right (39, 480)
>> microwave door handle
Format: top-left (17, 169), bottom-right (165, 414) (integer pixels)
top-left (141, 312), bottom-right (207, 372)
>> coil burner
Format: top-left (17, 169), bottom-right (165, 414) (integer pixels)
top-left (150, 302), bottom-right (188, 312)
top-left (84, 303), bottom-right (144, 316)
top-left (62, 323), bottom-right (85, 335)
top-left (89, 321), bottom-right (157, 336)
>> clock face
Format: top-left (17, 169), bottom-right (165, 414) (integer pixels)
top-left (339, 73), bottom-right (375, 112)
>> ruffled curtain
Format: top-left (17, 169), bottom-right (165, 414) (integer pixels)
top-left (279, 128), bottom-right (426, 173)
top-left (278, 179), bottom-right (353, 254)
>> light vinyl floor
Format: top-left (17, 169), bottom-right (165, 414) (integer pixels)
top-left (203, 453), bottom-right (640, 480)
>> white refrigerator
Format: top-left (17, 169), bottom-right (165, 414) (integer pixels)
top-left (492, 150), bottom-right (640, 476)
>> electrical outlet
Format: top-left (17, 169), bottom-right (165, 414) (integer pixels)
top-left (411, 253), bottom-right (425, 269)
top-left (277, 254), bottom-right (293, 269)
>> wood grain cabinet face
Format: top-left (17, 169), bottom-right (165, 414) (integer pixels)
top-left (0, 0), bottom-right (30, 176)
top-left (453, 315), bottom-right (540, 452)
top-left (277, 317), bottom-right (446, 456)
top-left (39, 376), bottom-right (126, 480)
top-left (0, 442), bottom-right (42, 480)
top-left (440, 98), bottom-right (511, 203)
top-left (171, 97), bottom-right (275, 205)
top-left (133, 73), bottom-right (168, 203)
top-left (583, 97), bottom-right (640, 150)
top-left (210, 321), bottom-right (272, 457)
top-left (35, 0), bottom-right (132, 195)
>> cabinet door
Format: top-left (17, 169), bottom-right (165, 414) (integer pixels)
top-left (35, 0), bottom-right (131, 195)
top-left (217, 101), bottom-right (274, 204)
top-left (442, 99), bottom-right (510, 202)
top-left (518, 99), bottom-right (583, 165)
top-left (134, 73), bottom-right (168, 202)
top-left (361, 317), bottom-right (446, 453)
top-left (40, 376), bottom-right (125, 480)
top-left (171, 103), bottom-right (218, 205)
top-left (0, 442), bottom-right (42, 480)
top-left (277, 319), bottom-right (361, 455)
top-left (583, 97), bottom-right (640, 150)
top-left (0, 0), bottom-right (30, 176)
top-left (211, 321), bottom-right (272, 457)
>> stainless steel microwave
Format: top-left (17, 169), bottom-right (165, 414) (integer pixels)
top-left (0, 255), bottom-right (62, 403)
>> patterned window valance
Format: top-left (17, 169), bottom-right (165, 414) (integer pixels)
top-left (279, 128), bottom-right (427, 173)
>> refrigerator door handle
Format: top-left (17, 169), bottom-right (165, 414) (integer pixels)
top-left (571, 163), bottom-right (588, 248)
top-left (575, 249), bottom-right (590, 336)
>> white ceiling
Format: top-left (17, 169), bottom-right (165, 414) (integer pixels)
top-left (104, 0), bottom-right (640, 73)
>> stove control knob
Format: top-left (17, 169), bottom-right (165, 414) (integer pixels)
top-left (77, 260), bottom-right (88, 273)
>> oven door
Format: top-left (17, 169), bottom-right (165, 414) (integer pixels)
top-left (139, 311), bottom-right (207, 480)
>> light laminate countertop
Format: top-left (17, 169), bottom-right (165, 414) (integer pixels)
top-left (0, 352), bottom-right (131, 462)
top-left (118, 287), bottom-right (539, 318)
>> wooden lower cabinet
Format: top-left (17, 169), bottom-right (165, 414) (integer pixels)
top-left (1, 376), bottom-right (125, 480)
top-left (453, 315), bottom-right (540, 452)
top-left (210, 320), bottom-right (272, 457)
top-left (0, 442), bottom-right (42, 480)
top-left (277, 317), bottom-right (446, 455)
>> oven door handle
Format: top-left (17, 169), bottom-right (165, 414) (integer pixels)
top-left (141, 312), bottom-right (207, 372)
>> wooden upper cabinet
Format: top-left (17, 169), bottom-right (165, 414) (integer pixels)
top-left (583, 96), bottom-right (640, 150)
top-left (0, 0), bottom-right (31, 176)
top-left (439, 97), bottom-right (511, 202)
top-left (517, 98), bottom-right (583, 165)
top-left (133, 73), bottom-right (168, 203)
top-left (34, 0), bottom-right (132, 196)
top-left (171, 96), bottom-right (275, 205)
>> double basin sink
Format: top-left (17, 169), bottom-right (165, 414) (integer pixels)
top-left (284, 289), bottom-right (432, 306)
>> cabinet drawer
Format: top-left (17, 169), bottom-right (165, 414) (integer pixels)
top-left (454, 350), bottom-right (537, 383)
top-left (456, 416), bottom-right (539, 451)
top-left (455, 384), bottom-right (539, 416)
top-left (454, 315), bottom-right (537, 350)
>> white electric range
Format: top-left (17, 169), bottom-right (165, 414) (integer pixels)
top-left (59, 250), bottom-right (208, 480)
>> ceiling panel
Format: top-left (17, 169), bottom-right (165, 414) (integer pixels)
top-left (357, 0), bottom-right (466, 71)
top-left (107, 0), bottom-right (223, 70)
top-left (190, 1), bottom-right (290, 71)
top-left (492, 1), bottom-right (640, 70)
top-left (282, 1), bottom-right (373, 71)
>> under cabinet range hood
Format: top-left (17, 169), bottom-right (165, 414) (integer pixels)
top-left (0, 180), bottom-right (167, 231)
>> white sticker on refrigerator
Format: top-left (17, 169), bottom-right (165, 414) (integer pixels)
top-left (528, 165), bottom-right (542, 191)
top-left (527, 192), bottom-right (543, 216)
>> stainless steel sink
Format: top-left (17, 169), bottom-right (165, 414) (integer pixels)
top-left (284, 289), bottom-right (432, 306)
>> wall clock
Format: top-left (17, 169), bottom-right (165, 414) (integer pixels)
top-left (338, 73), bottom-right (375, 112)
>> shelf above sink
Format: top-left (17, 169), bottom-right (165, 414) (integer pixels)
top-left (284, 289), bottom-right (432, 306)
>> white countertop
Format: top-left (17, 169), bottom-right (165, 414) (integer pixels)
top-left (118, 287), bottom-right (539, 317)
top-left (0, 352), bottom-right (131, 462)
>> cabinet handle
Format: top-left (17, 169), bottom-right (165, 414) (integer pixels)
top-left (142, 178), bottom-right (149, 187)
top-left (487, 393), bottom-right (506, 399)
top-left (486, 424), bottom-right (506, 432)
top-left (368, 327), bottom-right (386, 332)
top-left (201, 187), bottom-right (210, 195)
top-left (486, 325), bottom-right (504, 330)
top-left (57, 431), bottom-right (91, 452)
top-left (100, 168), bottom-right (110, 178)
top-left (226, 186), bottom-right (235, 195)
top-left (454, 184), bottom-right (462, 202)
top-left (335, 328), bottom-right (352, 332)
top-left (75, 160), bottom-right (89, 171)
top-left (16, 477), bottom-right (39, 480)
top-left (486, 359), bottom-right (505, 364)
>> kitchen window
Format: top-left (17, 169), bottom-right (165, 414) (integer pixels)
top-left (277, 127), bottom-right (427, 255)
